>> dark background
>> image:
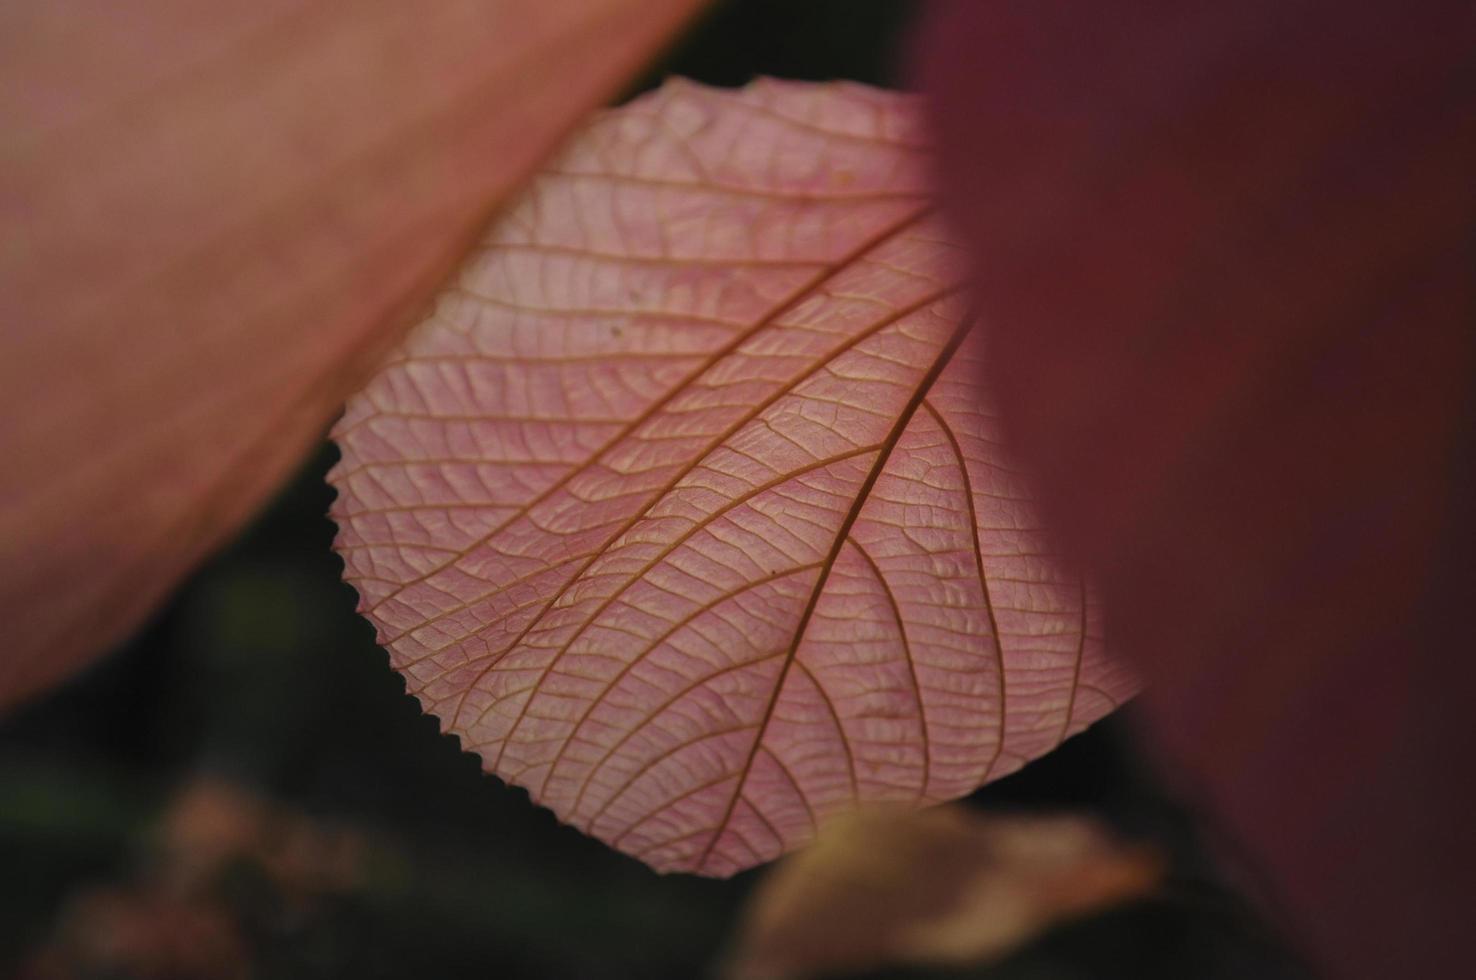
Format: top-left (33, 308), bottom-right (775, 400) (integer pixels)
top-left (1, 3), bottom-right (1311, 977)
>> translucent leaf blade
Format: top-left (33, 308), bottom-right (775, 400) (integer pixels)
top-left (330, 79), bottom-right (1136, 875)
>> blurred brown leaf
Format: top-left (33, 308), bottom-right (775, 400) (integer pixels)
top-left (0, 0), bottom-right (706, 711)
top-left (156, 777), bottom-right (369, 899)
top-left (22, 775), bottom-right (375, 980)
top-left (23, 887), bottom-right (249, 980)
top-left (725, 807), bottom-right (1163, 980)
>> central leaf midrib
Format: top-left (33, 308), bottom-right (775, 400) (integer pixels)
top-left (694, 309), bottom-right (976, 872)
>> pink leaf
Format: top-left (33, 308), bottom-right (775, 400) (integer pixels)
top-left (0, 0), bottom-right (706, 711)
top-left (329, 80), bottom-right (1136, 875)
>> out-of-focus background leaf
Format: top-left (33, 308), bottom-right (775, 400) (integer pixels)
top-left (3, 3), bottom-right (1314, 978)
top-left (0, 0), bottom-right (703, 712)
top-left (725, 807), bottom-right (1164, 980)
top-left (916, 2), bottom-right (1475, 976)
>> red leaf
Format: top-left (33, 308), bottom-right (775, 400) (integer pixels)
top-left (916, 1), bottom-right (1476, 975)
top-left (329, 80), bottom-right (1136, 875)
top-left (0, 0), bottom-right (705, 710)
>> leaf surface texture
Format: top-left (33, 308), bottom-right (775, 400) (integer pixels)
top-left (330, 80), bottom-right (1135, 874)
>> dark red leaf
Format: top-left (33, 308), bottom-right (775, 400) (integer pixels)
top-left (915, 1), bottom-right (1476, 975)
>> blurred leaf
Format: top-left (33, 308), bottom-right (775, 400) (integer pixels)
top-left (20, 776), bottom-right (369, 980)
top-left (725, 806), bottom-right (1162, 979)
top-left (155, 778), bottom-right (369, 900)
top-left (0, 0), bottom-right (707, 712)
top-left (915, 1), bottom-right (1476, 976)
top-left (24, 887), bottom-right (249, 980)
